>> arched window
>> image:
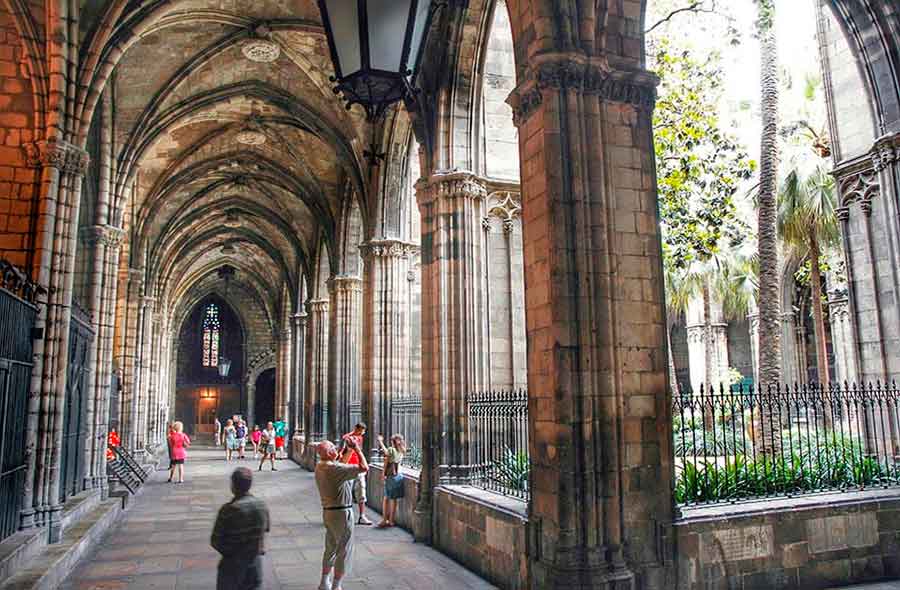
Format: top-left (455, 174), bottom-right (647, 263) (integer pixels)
top-left (202, 303), bottom-right (220, 367)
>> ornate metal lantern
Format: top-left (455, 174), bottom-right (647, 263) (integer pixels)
top-left (217, 357), bottom-right (232, 378)
top-left (316, 0), bottom-right (436, 120)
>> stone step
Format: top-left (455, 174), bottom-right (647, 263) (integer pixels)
top-left (0, 499), bottom-right (122, 590)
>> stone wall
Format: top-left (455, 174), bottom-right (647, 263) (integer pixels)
top-left (364, 464), bottom-right (529, 589)
top-left (0, 4), bottom-right (39, 268)
top-left (675, 491), bottom-right (900, 589)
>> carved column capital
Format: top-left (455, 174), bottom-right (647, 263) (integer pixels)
top-left (359, 239), bottom-right (420, 260)
top-left (417, 171), bottom-right (488, 206)
top-left (291, 312), bottom-right (308, 328)
top-left (306, 299), bottom-right (329, 313)
top-left (508, 52), bottom-right (659, 126)
top-left (23, 139), bottom-right (90, 174)
top-left (79, 225), bottom-right (126, 248)
top-left (871, 132), bottom-right (900, 172)
top-left (327, 275), bottom-right (363, 294)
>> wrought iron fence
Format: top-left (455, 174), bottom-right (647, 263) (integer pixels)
top-left (674, 381), bottom-right (900, 506)
top-left (389, 393), bottom-right (423, 469)
top-left (0, 260), bottom-right (39, 542)
top-left (467, 389), bottom-right (529, 500)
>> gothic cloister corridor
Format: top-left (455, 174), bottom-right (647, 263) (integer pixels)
top-left (55, 448), bottom-right (495, 590)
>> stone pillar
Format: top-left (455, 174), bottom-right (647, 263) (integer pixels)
top-left (828, 289), bottom-right (858, 384)
top-left (78, 224), bottom-right (124, 493)
top-left (117, 268), bottom-right (143, 450)
top-left (93, 226), bottom-right (124, 499)
top-left (135, 295), bottom-right (156, 452)
top-left (413, 172), bottom-right (491, 542)
top-left (327, 276), bottom-right (363, 438)
top-left (361, 240), bottom-right (418, 444)
top-left (306, 299), bottom-right (330, 440)
top-left (277, 326), bottom-right (292, 428)
top-left (781, 311), bottom-right (802, 385)
top-left (19, 139), bottom-right (90, 542)
top-left (291, 312), bottom-right (307, 436)
top-left (508, 58), bottom-right (672, 587)
top-left (684, 295), bottom-right (730, 391)
top-left (748, 312), bottom-right (760, 386)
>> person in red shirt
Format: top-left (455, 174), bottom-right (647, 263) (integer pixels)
top-left (340, 423), bottom-right (372, 525)
top-left (168, 421), bottom-right (191, 484)
top-left (106, 429), bottom-right (120, 462)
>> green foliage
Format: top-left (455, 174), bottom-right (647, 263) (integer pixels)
top-left (490, 447), bottom-right (530, 493)
top-left (653, 40), bottom-right (757, 274)
top-left (404, 445), bottom-right (423, 469)
top-left (675, 429), bottom-right (896, 505)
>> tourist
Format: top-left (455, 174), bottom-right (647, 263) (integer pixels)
top-left (168, 421), bottom-right (191, 484)
top-left (258, 422), bottom-right (278, 471)
top-left (340, 423), bottom-right (372, 525)
top-left (166, 422), bottom-right (176, 482)
top-left (250, 425), bottom-right (262, 458)
top-left (236, 420), bottom-right (248, 459)
top-left (375, 434), bottom-right (407, 528)
top-left (314, 438), bottom-right (369, 590)
top-left (211, 467), bottom-right (270, 590)
top-left (215, 416), bottom-right (222, 447)
top-left (224, 419), bottom-right (238, 461)
top-left (274, 417), bottom-right (286, 459)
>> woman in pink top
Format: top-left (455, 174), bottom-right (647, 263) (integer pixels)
top-left (251, 425), bottom-right (262, 458)
top-left (167, 421), bottom-right (191, 484)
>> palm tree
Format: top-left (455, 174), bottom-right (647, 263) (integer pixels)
top-left (755, 0), bottom-right (781, 386)
top-left (666, 247), bottom-right (757, 394)
top-left (778, 165), bottom-right (839, 387)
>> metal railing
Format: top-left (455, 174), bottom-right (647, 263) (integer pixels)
top-left (467, 389), bottom-right (529, 500)
top-left (674, 381), bottom-right (900, 506)
top-left (389, 393), bottom-right (422, 469)
top-left (0, 262), bottom-right (38, 542)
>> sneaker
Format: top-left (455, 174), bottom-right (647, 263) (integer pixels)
top-left (358, 516), bottom-right (373, 525)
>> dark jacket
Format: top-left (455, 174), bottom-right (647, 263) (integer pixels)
top-left (211, 494), bottom-right (270, 561)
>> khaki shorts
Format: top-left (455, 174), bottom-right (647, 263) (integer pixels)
top-left (352, 474), bottom-right (366, 504)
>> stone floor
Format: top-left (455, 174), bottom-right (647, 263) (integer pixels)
top-left (58, 447), bottom-right (496, 590)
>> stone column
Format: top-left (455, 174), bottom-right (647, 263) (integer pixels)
top-left (361, 240), bottom-right (418, 444)
top-left (828, 289), bottom-right (858, 384)
top-left (277, 326), bottom-right (292, 428)
top-left (291, 312), bottom-right (307, 440)
top-left (93, 226), bottom-right (124, 499)
top-left (134, 295), bottom-right (156, 453)
top-left (413, 172), bottom-right (491, 542)
top-left (117, 268), bottom-right (143, 450)
top-left (781, 311), bottom-right (802, 385)
top-left (78, 224), bottom-right (124, 492)
top-left (748, 312), bottom-right (760, 386)
top-left (306, 299), bottom-right (330, 440)
top-left (327, 276), bottom-right (363, 438)
top-left (508, 58), bottom-right (672, 586)
top-left (19, 139), bottom-right (90, 541)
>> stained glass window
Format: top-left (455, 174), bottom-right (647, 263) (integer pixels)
top-left (202, 304), bottom-right (220, 367)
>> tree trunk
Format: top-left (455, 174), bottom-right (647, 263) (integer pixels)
top-left (756, 0), bottom-right (781, 387)
top-left (808, 239), bottom-right (830, 388)
top-left (703, 280), bottom-right (714, 390)
top-left (756, 0), bottom-right (781, 455)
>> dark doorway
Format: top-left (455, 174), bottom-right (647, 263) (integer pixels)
top-left (60, 306), bottom-right (94, 504)
top-left (176, 295), bottom-right (245, 435)
top-left (253, 369), bottom-right (276, 427)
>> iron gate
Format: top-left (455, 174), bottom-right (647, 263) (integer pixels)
top-left (59, 304), bottom-right (93, 504)
top-left (0, 265), bottom-right (38, 543)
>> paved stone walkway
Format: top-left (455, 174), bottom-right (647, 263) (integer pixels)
top-left (59, 447), bottom-right (496, 590)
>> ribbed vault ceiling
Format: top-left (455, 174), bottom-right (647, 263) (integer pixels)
top-left (93, 0), bottom-right (373, 322)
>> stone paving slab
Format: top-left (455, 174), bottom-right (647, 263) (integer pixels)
top-left (59, 448), bottom-right (496, 590)
top-left (830, 584), bottom-right (900, 589)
